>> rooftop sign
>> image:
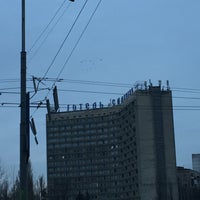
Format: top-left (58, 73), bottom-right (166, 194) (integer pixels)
top-left (65, 88), bottom-right (135, 112)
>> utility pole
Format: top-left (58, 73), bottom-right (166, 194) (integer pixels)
top-left (20, 0), bottom-right (29, 199)
top-left (19, 1), bottom-right (74, 199)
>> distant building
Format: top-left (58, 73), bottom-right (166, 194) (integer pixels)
top-left (177, 166), bottom-right (200, 200)
top-left (46, 82), bottom-right (178, 200)
top-left (192, 154), bottom-right (200, 173)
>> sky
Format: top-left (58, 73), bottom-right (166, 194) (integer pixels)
top-left (1, 0), bottom-right (200, 181)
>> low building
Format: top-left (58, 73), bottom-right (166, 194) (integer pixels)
top-left (192, 154), bottom-right (200, 173)
top-left (177, 166), bottom-right (200, 200)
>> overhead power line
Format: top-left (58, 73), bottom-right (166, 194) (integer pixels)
top-left (0, 79), bottom-right (20, 83)
top-left (2, 101), bottom-right (200, 111)
top-left (40, 0), bottom-right (103, 116)
top-left (31, 0), bottom-right (103, 120)
top-left (28, 0), bottom-right (67, 54)
top-left (57, 89), bottom-right (200, 100)
top-left (53, 0), bottom-right (103, 82)
top-left (3, 77), bottom-right (200, 93)
top-left (2, 84), bottom-right (200, 98)
top-left (59, 78), bottom-right (131, 88)
top-left (0, 91), bottom-right (20, 95)
top-left (0, 87), bottom-right (20, 91)
top-left (42, 0), bottom-right (89, 79)
top-left (59, 88), bottom-right (121, 95)
top-left (28, 2), bottom-right (71, 64)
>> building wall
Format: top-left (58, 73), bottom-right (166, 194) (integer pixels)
top-left (135, 90), bottom-right (157, 200)
top-left (192, 154), bottom-right (200, 173)
top-left (46, 85), bottom-right (178, 200)
top-left (118, 99), bottom-right (139, 199)
top-left (177, 167), bottom-right (200, 200)
top-left (162, 91), bottom-right (179, 200)
top-left (47, 108), bottom-right (125, 200)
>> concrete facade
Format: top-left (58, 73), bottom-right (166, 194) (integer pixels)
top-left (46, 84), bottom-right (178, 200)
top-left (177, 167), bottom-right (200, 200)
top-left (192, 154), bottom-right (200, 173)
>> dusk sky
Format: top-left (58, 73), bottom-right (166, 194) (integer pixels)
top-left (1, 0), bottom-right (200, 179)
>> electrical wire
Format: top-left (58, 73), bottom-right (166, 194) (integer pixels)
top-left (3, 84), bottom-right (200, 100)
top-left (59, 88), bottom-right (121, 95)
top-left (173, 96), bottom-right (200, 100)
top-left (3, 78), bottom-right (200, 92)
top-left (59, 78), bottom-right (131, 88)
top-left (57, 89), bottom-right (200, 101)
top-left (54, 0), bottom-right (102, 82)
top-left (29, 0), bottom-right (101, 118)
top-left (171, 87), bottom-right (200, 92)
top-left (3, 76), bottom-right (200, 116)
top-left (42, 0), bottom-right (89, 79)
top-left (0, 87), bottom-right (20, 91)
top-left (27, 0), bottom-right (67, 54)
top-left (0, 91), bottom-right (20, 95)
top-left (0, 79), bottom-right (20, 83)
top-left (28, 2), bottom-right (71, 64)
top-left (43, 0), bottom-right (102, 104)
top-left (2, 101), bottom-right (200, 111)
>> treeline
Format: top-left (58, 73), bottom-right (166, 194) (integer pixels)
top-left (0, 160), bottom-right (46, 200)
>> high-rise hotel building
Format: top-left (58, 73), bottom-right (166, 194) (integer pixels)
top-left (46, 82), bottom-right (178, 200)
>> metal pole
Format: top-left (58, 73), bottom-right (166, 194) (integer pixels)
top-left (20, 0), bottom-right (29, 199)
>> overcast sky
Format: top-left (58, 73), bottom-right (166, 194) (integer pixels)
top-left (1, 0), bottom-right (200, 179)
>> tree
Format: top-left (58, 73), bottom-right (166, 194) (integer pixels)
top-left (0, 158), bottom-right (47, 200)
top-left (0, 160), bottom-right (9, 200)
top-left (27, 161), bottom-right (34, 200)
top-left (0, 179), bottom-right (9, 200)
top-left (35, 175), bottom-right (46, 200)
top-left (9, 174), bottom-right (20, 200)
top-left (0, 160), bottom-right (5, 185)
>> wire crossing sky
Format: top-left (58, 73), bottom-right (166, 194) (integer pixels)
top-left (0, 0), bottom-right (200, 178)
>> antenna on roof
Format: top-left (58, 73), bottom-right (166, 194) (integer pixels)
top-left (158, 80), bottom-right (162, 88)
top-left (144, 81), bottom-right (147, 90)
top-left (46, 99), bottom-right (51, 121)
top-left (149, 79), bottom-right (152, 87)
top-left (166, 80), bottom-right (170, 90)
